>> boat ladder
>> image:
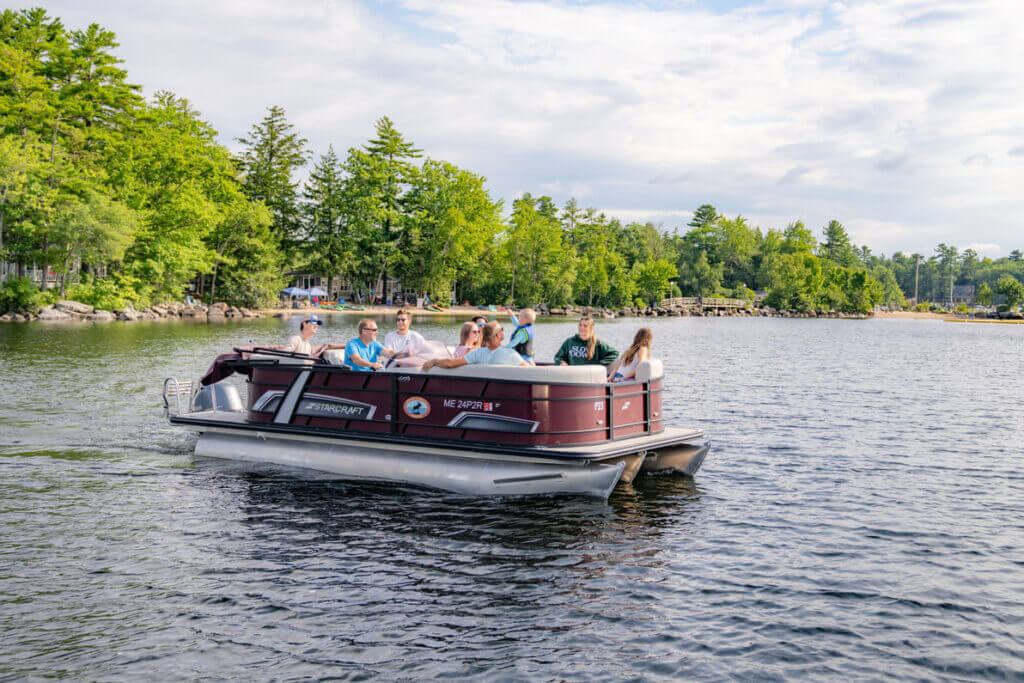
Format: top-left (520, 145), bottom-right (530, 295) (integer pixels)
top-left (162, 378), bottom-right (195, 417)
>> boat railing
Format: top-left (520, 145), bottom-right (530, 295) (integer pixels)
top-left (162, 378), bottom-right (195, 417)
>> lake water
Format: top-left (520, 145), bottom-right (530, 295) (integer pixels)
top-left (1, 315), bottom-right (1022, 680)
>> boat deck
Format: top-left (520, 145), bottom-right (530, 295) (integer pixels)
top-left (170, 410), bottom-right (704, 463)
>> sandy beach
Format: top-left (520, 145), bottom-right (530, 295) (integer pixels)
top-left (872, 310), bottom-right (947, 319)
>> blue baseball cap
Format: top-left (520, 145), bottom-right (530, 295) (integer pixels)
top-left (303, 315), bottom-right (323, 326)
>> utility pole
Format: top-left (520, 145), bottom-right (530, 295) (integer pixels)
top-left (914, 254), bottom-right (920, 304)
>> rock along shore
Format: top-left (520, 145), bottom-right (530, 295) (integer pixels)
top-left (0, 300), bottom-right (263, 324)
top-left (7, 299), bottom-right (1016, 324)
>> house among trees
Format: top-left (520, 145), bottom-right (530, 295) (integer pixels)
top-left (952, 284), bottom-right (975, 305)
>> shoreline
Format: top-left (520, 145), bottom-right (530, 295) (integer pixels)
top-left (0, 301), bottom-right (1004, 325)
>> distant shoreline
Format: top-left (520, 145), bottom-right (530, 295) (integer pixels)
top-left (0, 303), bottom-right (978, 324)
top-left (872, 311), bottom-right (946, 320)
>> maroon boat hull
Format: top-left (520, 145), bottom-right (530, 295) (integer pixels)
top-left (239, 361), bottom-right (663, 448)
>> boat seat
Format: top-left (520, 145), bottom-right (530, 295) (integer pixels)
top-left (320, 350), bottom-right (662, 384)
top-left (634, 359), bottom-right (663, 382)
top-left (412, 363), bottom-right (610, 385)
top-left (322, 349), bottom-right (347, 365)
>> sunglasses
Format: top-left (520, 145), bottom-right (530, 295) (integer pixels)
top-left (363, 327), bottom-right (379, 332)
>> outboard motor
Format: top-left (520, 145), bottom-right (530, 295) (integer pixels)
top-left (192, 382), bottom-right (244, 413)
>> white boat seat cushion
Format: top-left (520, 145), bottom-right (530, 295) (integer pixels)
top-left (634, 359), bottom-right (663, 382)
top-left (416, 363), bottom-right (609, 384)
top-left (322, 349), bottom-right (347, 365)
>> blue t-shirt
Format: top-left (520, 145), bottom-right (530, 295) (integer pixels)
top-left (344, 338), bottom-right (384, 371)
top-left (465, 346), bottom-right (525, 366)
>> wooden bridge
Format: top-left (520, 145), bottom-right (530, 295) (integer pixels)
top-left (658, 296), bottom-right (747, 309)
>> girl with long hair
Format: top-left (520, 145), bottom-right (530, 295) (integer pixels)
top-left (454, 321), bottom-right (481, 358)
top-left (607, 327), bottom-right (653, 382)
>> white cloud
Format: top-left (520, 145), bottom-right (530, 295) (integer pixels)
top-left (38, 0), bottom-right (1024, 254)
top-left (962, 243), bottom-right (1003, 258)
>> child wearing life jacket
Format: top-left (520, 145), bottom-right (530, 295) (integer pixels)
top-left (506, 308), bottom-right (536, 364)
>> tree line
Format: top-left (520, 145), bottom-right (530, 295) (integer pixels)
top-left (2, 8), bottom-right (1023, 315)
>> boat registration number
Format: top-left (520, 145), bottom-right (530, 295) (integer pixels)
top-left (442, 399), bottom-right (496, 411)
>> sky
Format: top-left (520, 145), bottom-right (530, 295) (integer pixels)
top-left (38, 0), bottom-right (1024, 257)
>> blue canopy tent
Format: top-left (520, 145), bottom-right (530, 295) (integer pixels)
top-left (307, 287), bottom-right (328, 297)
top-left (281, 287), bottom-right (308, 296)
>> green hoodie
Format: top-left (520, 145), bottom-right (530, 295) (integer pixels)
top-left (553, 335), bottom-right (619, 366)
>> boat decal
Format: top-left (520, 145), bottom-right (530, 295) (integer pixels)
top-left (403, 396), bottom-right (431, 419)
top-left (254, 390), bottom-right (376, 421)
top-left (448, 412), bottom-right (539, 433)
top-left (296, 393), bottom-right (376, 420)
top-left (252, 390), bottom-right (285, 413)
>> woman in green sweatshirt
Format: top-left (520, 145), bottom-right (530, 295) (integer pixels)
top-left (554, 316), bottom-right (620, 366)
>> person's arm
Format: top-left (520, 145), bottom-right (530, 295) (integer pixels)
top-left (596, 340), bottom-right (619, 366)
top-left (553, 338), bottom-right (570, 366)
top-left (423, 357), bottom-right (468, 370)
top-left (349, 353), bottom-right (383, 370)
top-left (606, 355), bottom-right (623, 378)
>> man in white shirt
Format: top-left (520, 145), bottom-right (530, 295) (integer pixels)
top-left (422, 322), bottom-right (527, 370)
top-left (383, 309), bottom-right (426, 356)
top-left (281, 315), bottom-right (345, 355)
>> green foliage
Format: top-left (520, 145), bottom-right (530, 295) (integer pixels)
top-left (211, 199), bottom-right (283, 308)
top-left (976, 281), bottom-right (993, 306)
top-left (66, 277), bottom-right (129, 311)
top-left (235, 105), bottom-right (310, 256)
top-left (0, 275), bottom-right (38, 312)
top-left (679, 250), bottom-right (722, 296)
top-left (633, 258), bottom-right (677, 306)
top-left (820, 220), bottom-right (857, 268)
top-left (504, 193), bottom-right (575, 306)
top-left (4, 9), bottom-right (1024, 317)
top-left (996, 275), bottom-right (1024, 308)
top-left (400, 159), bottom-right (502, 301)
top-left (302, 146), bottom-right (351, 295)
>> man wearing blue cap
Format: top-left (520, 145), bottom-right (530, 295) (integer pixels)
top-left (282, 315), bottom-right (344, 355)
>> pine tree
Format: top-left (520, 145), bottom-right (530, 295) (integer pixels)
top-left (235, 105), bottom-right (310, 257)
top-left (302, 146), bottom-right (352, 298)
top-left (820, 220), bottom-right (856, 267)
top-left (352, 116), bottom-right (421, 300)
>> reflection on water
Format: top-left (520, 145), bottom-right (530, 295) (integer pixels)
top-left (1, 316), bottom-right (1023, 678)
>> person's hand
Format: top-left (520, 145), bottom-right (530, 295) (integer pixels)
top-left (559, 362), bottom-right (568, 366)
top-left (372, 362), bottom-right (384, 370)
